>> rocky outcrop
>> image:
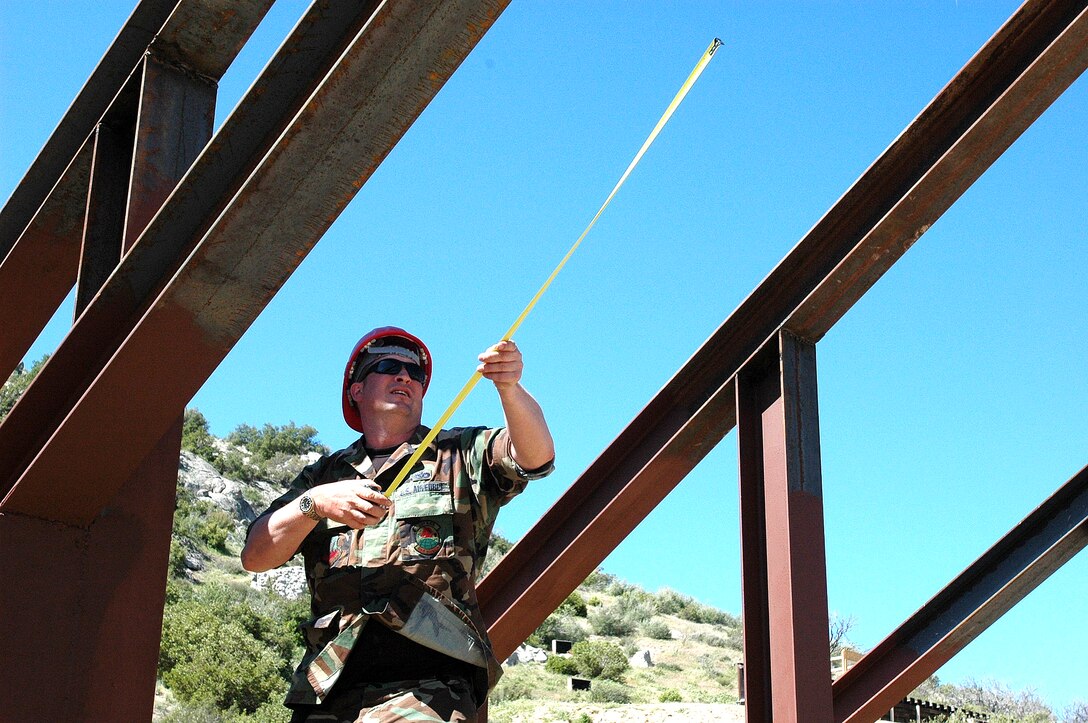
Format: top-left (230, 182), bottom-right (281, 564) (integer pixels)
top-left (177, 450), bottom-right (283, 525)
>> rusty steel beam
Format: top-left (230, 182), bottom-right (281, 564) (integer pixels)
top-left (478, 0), bottom-right (1088, 659)
top-left (0, 0), bottom-right (176, 258)
top-left (0, 5), bottom-right (227, 715)
top-left (0, 0), bottom-right (386, 505)
top-left (736, 331), bottom-right (833, 721)
top-left (832, 464), bottom-right (1088, 723)
top-left (1, 0), bottom-right (511, 525)
top-left (0, 0), bottom-right (269, 382)
top-left (74, 104), bottom-right (138, 316)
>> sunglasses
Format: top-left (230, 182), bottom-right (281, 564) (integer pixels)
top-left (366, 358), bottom-right (427, 384)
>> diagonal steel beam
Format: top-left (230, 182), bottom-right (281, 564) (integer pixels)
top-left (478, 0), bottom-right (1088, 659)
top-left (832, 464), bottom-right (1088, 723)
top-left (0, 0), bottom-right (373, 493)
top-left (0, 0), bottom-right (511, 525)
top-left (0, 0), bottom-right (176, 258)
top-left (0, 0), bottom-right (270, 383)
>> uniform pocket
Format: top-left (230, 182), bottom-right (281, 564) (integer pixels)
top-left (395, 487), bottom-right (455, 561)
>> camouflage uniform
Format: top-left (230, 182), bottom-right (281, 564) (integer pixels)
top-left (251, 425), bottom-right (552, 721)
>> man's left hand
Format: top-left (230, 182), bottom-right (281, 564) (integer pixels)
top-left (477, 340), bottom-right (523, 389)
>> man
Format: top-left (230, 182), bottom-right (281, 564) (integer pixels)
top-left (241, 326), bottom-right (554, 722)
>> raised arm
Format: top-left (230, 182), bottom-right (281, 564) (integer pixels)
top-left (477, 340), bottom-right (555, 470)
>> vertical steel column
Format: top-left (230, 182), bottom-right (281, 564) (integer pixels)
top-left (737, 329), bottom-right (832, 722)
top-left (75, 97), bottom-right (136, 315)
top-left (0, 53), bottom-right (214, 719)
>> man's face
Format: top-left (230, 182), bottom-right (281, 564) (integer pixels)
top-left (349, 355), bottom-right (424, 427)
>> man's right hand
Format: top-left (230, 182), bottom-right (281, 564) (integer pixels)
top-left (313, 479), bottom-right (393, 529)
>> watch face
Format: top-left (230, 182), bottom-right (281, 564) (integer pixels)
top-left (300, 495), bottom-right (314, 514)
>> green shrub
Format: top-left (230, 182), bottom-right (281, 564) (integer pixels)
top-left (689, 631), bottom-right (729, 648)
top-left (581, 569), bottom-right (616, 592)
top-left (557, 591), bottom-right (588, 617)
top-left (588, 680), bottom-right (630, 704)
top-left (490, 672), bottom-right (536, 702)
top-left (215, 449), bottom-right (259, 482)
top-left (528, 612), bottom-right (587, 649)
top-left (570, 640), bottom-right (629, 681)
top-left (641, 617), bottom-right (672, 640)
top-left (159, 583), bottom-right (300, 713)
top-left (227, 422), bottom-right (328, 462)
top-left (654, 588), bottom-right (737, 627)
top-left (168, 539), bottom-right (189, 578)
top-left (545, 655), bottom-right (580, 676)
top-left (659, 688), bottom-right (683, 703)
top-left (588, 593), bottom-right (650, 637)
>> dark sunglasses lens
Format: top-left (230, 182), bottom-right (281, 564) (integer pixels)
top-left (371, 359), bottom-right (426, 383)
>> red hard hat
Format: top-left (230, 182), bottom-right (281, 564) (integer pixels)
top-left (342, 327), bottom-right (432, 432)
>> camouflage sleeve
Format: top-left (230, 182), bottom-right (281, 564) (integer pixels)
top-left (244, 454), bottom-right (332, 542)
top-left (464, 426), bottom-right (554, 505)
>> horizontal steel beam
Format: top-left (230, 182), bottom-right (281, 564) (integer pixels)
top-left (0, 0), bottom-right (270, 382)
top-left (832, 464), bottom-right (1088, 723)
top-left (0, 0), bottom-right (384, 496)
top-left (1, 0), bottom-right (511, 525)
top-left (478, 0), bottom-right (1088, 659)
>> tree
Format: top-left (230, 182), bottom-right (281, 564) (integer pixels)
top-left (0, 355), bottom-right (48, 421)
top-left (829, 611), bottom-right (857, 655)
top-left (182, 408), bottom-right (221, 464)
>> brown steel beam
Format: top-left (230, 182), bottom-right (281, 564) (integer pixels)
top-left (0, 1), bottom-right (384, 496)
top-left (478, 0), bottom-right (1088, 659)
top-left (74, 94), bottom-right (138, 315)
top-left (0, 139), bottom-right (93, 377)
top-left (0, 0), bottom-right (269, 382)
top-left (0, 8), bottom-right (219, 714)
top-left (0, 0), bottom-right (512, 525)
top-left (0, 0), bottom-right (176, 258)
top-left (833, 464), bottom-right (1088, 723)
top-left (736, 331), bottom-right (833, 721)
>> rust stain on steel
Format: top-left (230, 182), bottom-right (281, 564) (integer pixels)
top-left (0, 139), bottom-right (92, 381)
top-left (153, 0), bottom-right (272, 80)
top-left (125, 55), bottom-right (216, 249)
top-left (480, 0), bottom-right (1087, 664)
top-left (834, 465), bottom-right (1088, 723)
top-left (2, 0), bottom-right (512, 525)
top-left (736, 332), bottom-right (832, 721)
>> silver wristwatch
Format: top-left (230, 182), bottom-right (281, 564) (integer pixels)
top-left (298, 493), bottom-right (322, 521)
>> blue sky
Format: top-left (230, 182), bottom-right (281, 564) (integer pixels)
top-left (3, 0), bottom-right (1085, 712)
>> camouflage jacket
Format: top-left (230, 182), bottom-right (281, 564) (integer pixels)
top-left (251, 425), bottom-right (553, 706)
